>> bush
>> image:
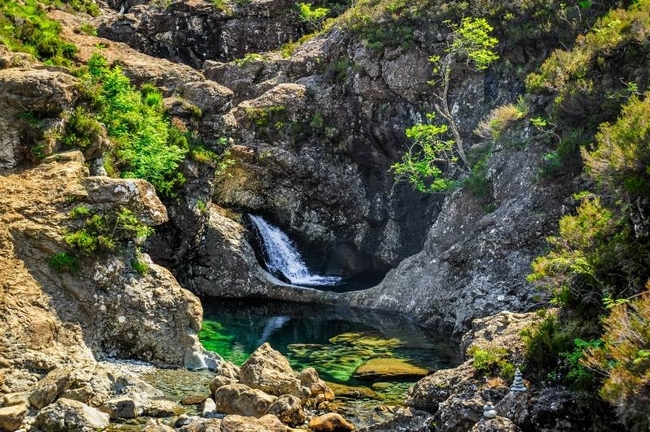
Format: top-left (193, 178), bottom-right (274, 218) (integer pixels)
top-left (48, 252), bottom-right (79, 273)
top-left (584, 285), bottom-right (650, 427)
top-left (527, 197), bottom-right (649, 312)
top-left (62, 107), bottom-right (103, 149)
top-left (82, 53), bottom-right (189, 197)
top-left (468, 345), bottom-right (516, 380)
top-left (584, 94), bottom-right (650, 201)
top-left (0, 0), bottom-right (78, 65)
top-left (64, 206), bottom-right (153, 255)
top-left (297, 2), bottom-right (330, 30)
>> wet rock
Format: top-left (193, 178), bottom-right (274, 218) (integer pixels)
top-left (354, 358), bottom-right (428, 380)
top-left (0, 403), bottom-right (27, 431)
top-left (239, 343), bottom-right (302, 397)
top-left (214, 383), bottom-right (276, 417)
top-left (181, 395), bottom-right (208, 405)
top-left (266, 394), bottom-right (306, 426)
top-left (298, 367), bottom-right (334, 400)
top-left (309, 413), bottom-right (355, 431)
top-left (201, 396), bottom-right (218, 418)
top-left (221, 414), bottom-right (289, 432)
top-left (471, 417), bottom-right (522, 432)
top-left (143, 418), bottom-right (176, 432)
top-left (142, 399), bottom-right (183, 418)
top-left (35, 398), bottom-right (110, 432)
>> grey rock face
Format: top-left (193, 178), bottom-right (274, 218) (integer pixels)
top-left (98, 0), bottom-right (305, 68)
top-left (346, 137), bottom-right (571, 334)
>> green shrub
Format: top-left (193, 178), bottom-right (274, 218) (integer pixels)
top-left (297, 2), bottom-right (330, 30)
top-left (233, 53), bottom-right (265, 67)
top-left (584, 94), bottom-right (650, 201)
top-left (48, 252), bottom-right (79, 273)
top-left (62, 107), bottom-right (103, 149)
top-left (131, 256), bottom-right (148, 275)
top-left (76, 22), bottom-right (97, 36)
top-left (68, 204), bottom-right (91, 219)
top-left (468, 345), bottom-right (516, 380)
top-left (64, 206), bottom-right (153, 256)
top-left (81, 52), bottom-right (189, 197)
top-left (0, 0), bottom-right (78, 65)
top-left (391, 114), bottom-right (457, 193)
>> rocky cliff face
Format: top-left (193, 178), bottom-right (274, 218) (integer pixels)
top-left (346, 130), bottom-right (573, 333)
top-left (0, 47), bottom-right (214, 385)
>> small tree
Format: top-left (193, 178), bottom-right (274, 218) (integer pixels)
top-left (391, 17), bottom-right (498, 192)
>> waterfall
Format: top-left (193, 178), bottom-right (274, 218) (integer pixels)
top-left (249, 215), bottom-right (342, 287)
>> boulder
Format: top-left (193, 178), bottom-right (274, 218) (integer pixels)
top-left (81, 176), bottom-right (168, 226)
top-left (142, 399), bottom-right (183, 418)
top-left (201, 396), bottom-right (218, 418)
top-left (359, 407), bottom-right (432, 432)
top-left (100, 396), bottom-right (138, 420)
top-left (0, 403), bottom-right (27, 431)
top-left (309, 413), bottom-right (355, 431)
top-left (298, 367), bottom-right (334, 400)
top-left (29, 367), bottom-right (73, 409)
top-left (209, 360), bottom-right (241, 394)
top-left (214, 383), bottom-right (276, 418)
top-left (239, 343), bottom-right (302, 397)
top-left (35, 398), bottom-right (110, 432)
top-left (179, 418), bottom-right (222, 431)
top-left (265, 394), bottom-right (306, 426)
top-left (181, 395), bottom-right (208, 405)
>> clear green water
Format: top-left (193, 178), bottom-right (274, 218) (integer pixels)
top-left (199, 299), bottom-right (460, 407)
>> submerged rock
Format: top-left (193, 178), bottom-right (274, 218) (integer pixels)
top-left (354, 358), bottom-right (428, 380)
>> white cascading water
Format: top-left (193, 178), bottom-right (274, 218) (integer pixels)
top-left (249, 215), bottom-right (342, 287)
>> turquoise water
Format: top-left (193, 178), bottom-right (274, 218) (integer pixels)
top-left (199, 299), bottom-right (460, 405)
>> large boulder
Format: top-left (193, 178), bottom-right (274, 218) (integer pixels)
top-left (35, 398), bottom-right (110, 432)
top-left (214, 383), bottom-right (276, 417)
top-left (239, 343), bottom-right (303, 397)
